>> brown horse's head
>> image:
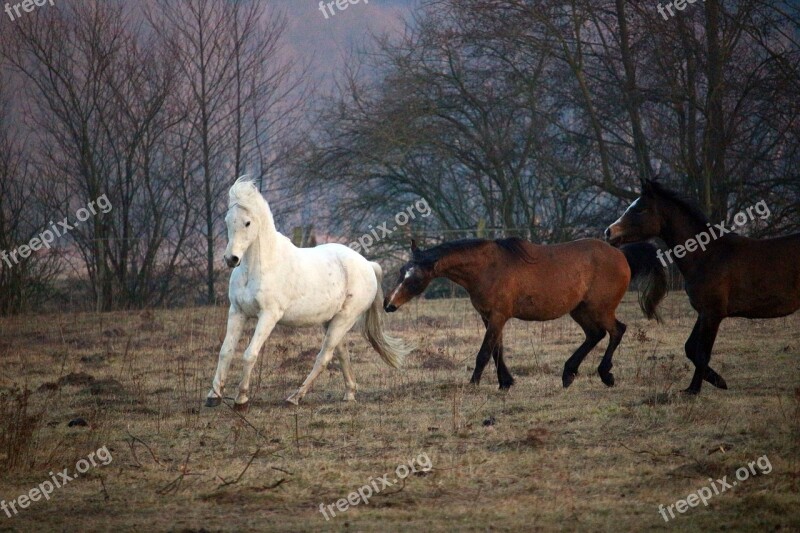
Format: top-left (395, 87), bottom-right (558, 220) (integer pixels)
top-left (605, 179), bottom-right (664, 246)
top-left (384, 240), bottom-right (435, 312)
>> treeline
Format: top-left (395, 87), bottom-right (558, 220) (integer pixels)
top-left (303, 0), bottom-right (800, 253)
top-left (1, 0), bottom-right (799, 315)
top-left (0, 1), bottom-right (305, 313)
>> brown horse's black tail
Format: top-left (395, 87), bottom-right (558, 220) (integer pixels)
top-left (621, 242), bottom-right (667, 323)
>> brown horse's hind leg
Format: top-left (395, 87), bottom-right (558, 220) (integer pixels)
top-left (563, 306), bottom-right (606, 388)
top-left (597, 320), bottom-right (626, 387)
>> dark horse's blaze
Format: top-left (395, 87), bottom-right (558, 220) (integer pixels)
top-left (606, 179), bottom-right (800, 394)
top-left (384, 237), bottom-right (666, 389)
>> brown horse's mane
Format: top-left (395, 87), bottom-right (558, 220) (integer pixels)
top-left (415, 237), bottom-right (535, 265)
top-left (647, 180), bottom-right (710, 227)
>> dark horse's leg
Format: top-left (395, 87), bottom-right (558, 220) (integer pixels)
top-left (494, 337), bottom-right (514, 389)
top-left (685, 319), bottom-right (728, 390)
top-left (597, 320), bottom-right (626, 387)
top-left (470, 316), bottom-right (507, 387)
top-left (563, 307), bottom-right (606, 388)
top-left (685, 314), bottom-right (723, 394)
top-left (479, 317), bottom-right (514, 389)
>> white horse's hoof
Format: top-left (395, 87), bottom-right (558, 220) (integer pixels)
top-left (233, 401), bottom-right (249, 412)
top-left (205, 396), bottom-right (222, 408)
top-left (343, 392), bottom-right (356, 402)
top-left (285, 394), bottom-right (300, 405)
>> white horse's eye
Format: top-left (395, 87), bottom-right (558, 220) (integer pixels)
top-left (245, 221), bottom-right (251, 227)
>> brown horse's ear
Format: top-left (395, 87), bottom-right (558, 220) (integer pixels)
top-left (410, 239), bottom-right (418, 252)
top-left (640, 178), bottom-right (653, 196)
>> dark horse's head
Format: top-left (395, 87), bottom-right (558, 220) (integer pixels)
top-left (605, 179), bottom-right (667, 245)
top-left (383, 240), bottom-right (435, 312)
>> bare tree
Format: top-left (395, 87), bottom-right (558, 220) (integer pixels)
top-left (0, 77), bottom-right (61, 315)
top-left (1, 4), bottom-right (127, 310)
top-left (3, 3), bottom-right (213, 309)
top-left (304, 0), bottom-right (800, 254)
top-left (148, 0), bottom-right (304, 304)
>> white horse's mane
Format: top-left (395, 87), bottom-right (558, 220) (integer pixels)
top-left (228, 176), bottom-right (270, 219)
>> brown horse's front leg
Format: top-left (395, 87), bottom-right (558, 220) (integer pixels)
top-left (493, 340), bottom-right (515, 389)
top-left (470, 318), bottom-right (506, 386)
top-left (478, 316), bottom-right (514, 389)
top-left (685, 318), bottom-right (728, 390)
top-left (684, 314), bottom-right (722, 394)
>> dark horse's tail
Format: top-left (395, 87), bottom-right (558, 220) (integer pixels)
top-left (621, 242), bottom-right (667, 323)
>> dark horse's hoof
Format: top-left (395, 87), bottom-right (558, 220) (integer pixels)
top-left (599, 372), bottom-right (615, 387)
top-left (205, 396), bottom-right (222, 408)
top-left (709, 374), bottom-right (728, 390)
top-left (562, 371), bottom-right (577, 388)
top-left (233, 401), bottom-right (250, 413)
top-left (498, 381), bottom-right (514, 391)
top-left (681, 387), bottom-right (700, 396)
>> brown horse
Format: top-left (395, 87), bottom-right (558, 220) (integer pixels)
top-left (384, 237), bottom-right (666, 389)
top-left (605, 179), bottom-right (800, 394)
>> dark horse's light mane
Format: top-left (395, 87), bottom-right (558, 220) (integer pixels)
top-left (648, 180), bottom-right (710, 226)
top-left (415, 237), bottom-right (534, 265)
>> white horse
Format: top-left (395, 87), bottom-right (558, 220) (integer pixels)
top-left (205, 178), bottom-right (413, 409)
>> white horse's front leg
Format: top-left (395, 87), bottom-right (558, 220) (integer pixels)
top-left (206, 307), bottom-right (246, 407)
top-left (235, 311), bottom-right (278, 410)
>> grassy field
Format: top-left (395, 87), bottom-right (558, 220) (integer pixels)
top-left (0, 292), bottom-right (798, 532)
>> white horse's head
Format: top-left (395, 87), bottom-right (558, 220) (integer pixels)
top-left (223, 178), bottom-right (272, 268)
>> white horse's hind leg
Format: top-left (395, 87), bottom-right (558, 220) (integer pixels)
top-left (321, 324), bottom-right (358, 401)
top-left (335, 343), bottom-right (358, 401)
top-left (287, 315), bottom-right (357, 405)
top-left (207, 307), bottom-right (246, 407)
top-left (235, 312), bottom-right (278, 409)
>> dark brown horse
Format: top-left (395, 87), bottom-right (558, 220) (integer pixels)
top-left (384, 237), bottom-right (666, 389)
top-left (606, 179), bottom-right (800, 394)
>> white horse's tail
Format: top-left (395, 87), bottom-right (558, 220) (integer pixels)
top-left (363, 263), bottom-right (415, 368)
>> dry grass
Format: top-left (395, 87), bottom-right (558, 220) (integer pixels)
top-left (0, 293), bottom-right (798, 532)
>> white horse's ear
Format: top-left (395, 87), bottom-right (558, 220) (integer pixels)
top-left (410, 239), bottom-right (418, 252)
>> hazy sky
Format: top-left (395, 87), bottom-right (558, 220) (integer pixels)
top-left (282, 0), bottom-right (418, 87)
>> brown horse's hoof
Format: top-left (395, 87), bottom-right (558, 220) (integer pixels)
top-left (205, 396), bottom-right (222, 408)
top-left (233, 401), bottom-right (249, 412)
top-left (562, 371), bottom-right (577, 388)
top-left (600, 372), bottom-right (615, 387)
top-left (681, 387), bottom-right (700, 396)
